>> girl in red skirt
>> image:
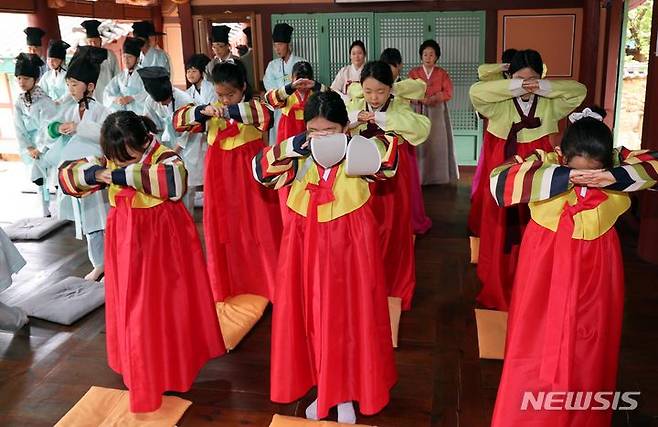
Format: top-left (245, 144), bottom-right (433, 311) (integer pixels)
top-left (347, 61), bottom-right (430, 314)
top-left (253, 91), bottom-right (398, 424)
top-left (174, 61), bottom-right (282, 302)
top-left (489, 108), bottom-right (658, 426)
top-left (265, 61), bottom-right (327, 218)
top-left (468, 49), bottom-right (587, 310)
top-left (59, 111), bottom-right (224, 413)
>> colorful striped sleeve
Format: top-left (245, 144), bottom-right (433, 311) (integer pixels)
top-left (607, 149), bottom-right (658, 192)
top-left (173, 103), bottom-right (206, 134)
top-left (226, 100), bottom-right (273, 132)
top-left (489, 150), bottom-right (572, 207)
top-left (58, 157), bottom-right (107, 197)
top-left (252, 132), bottom-right (308, 189)
top-left (111, 151), bottom-right (188, 201)
top-left (365, 133), bottom-right (399, 182)
top-left (264, 84), bottom-right (293, 109)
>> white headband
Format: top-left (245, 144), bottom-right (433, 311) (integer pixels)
top-left (569, 108), bottom-right (604, 124)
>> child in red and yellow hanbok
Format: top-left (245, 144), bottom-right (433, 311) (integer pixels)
top-left (489, 109), bottom-right (658, 426)
top-left (254, 91), bottom-right (398, 424)
top-left (174, 61), bottom-right (282, 302)
top-left (59, 111), bottom-right (224, 413)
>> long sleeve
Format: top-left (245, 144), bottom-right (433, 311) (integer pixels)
top-left (489, 150), bottom-right (572, 207)
top-left (76, 119), bottom-right (102, 141)
top-left (263, 60), bottom-right (280, 91)
top-left (478, 63), bottom-right (505, 82)
top-left (469, 79), bottom-right (519, 120)
top-left (59, 157), bottom-right (108, 197)
top-left (226, 100), bottom-right (273, 132)
top-left (607, 149), bottom-right (658, 191)
top-left (366, 133), bottom-right (399, 181)
top-left (40, 73), bottom-right (53, 99)
top-left (13, 104), bottom-right (33, 151)
top-left (142, 99), bottom-right (166, 135)
top-left (265, 84), bottom-right (293, 109)
top-left (374, 105), bottom-right (431, 146)
top-left (538, 79), bottom-right (588, 120)
top-left (110, 151), bottom-right (187, 201)
top-left (331, 67), bottom-right (347, 93)
top-left (253, 132), bottom-right (308, 189)
top-left (161, 50), bottom-right (172, 75)
top-left (102, 74), bottom-right (122, 108)
top-left (173, 103), bottom-right (206, 134)
top-left (109, 51), bottom-right (121, 79)
top-left (438, 70), bottom-right (453, 102)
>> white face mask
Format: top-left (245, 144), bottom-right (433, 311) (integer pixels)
top-left (345, 135), bottom-right (381, 176)
top-left (310, 133), bottom-right (347, 169)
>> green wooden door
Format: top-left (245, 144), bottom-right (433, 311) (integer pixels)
top-left (272, 11), bottom-right (486, 165)
top-left (271, 14), bottom-right (321, 81)
top-left (374, 12), bottom-right (428, 78)
top-left (324, 13), bottom-right (374, 86)
top-left (432, 11), bottom-right (485, 165)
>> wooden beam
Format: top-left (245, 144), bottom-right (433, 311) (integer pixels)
top-left (27, 0), bottom-right (61, 57)
top-left (601, 0), bottom-right (623, 125)
top-left (578, 0), bottom-right (601, 105)
top-left (151, 4), bottom-right (164, 48)
top-left (638, 0), bottom-right (658, 264)
top-left (178, 2), bottom-right (196, 67)
top-left (0, 0), bottom-right (36, 13)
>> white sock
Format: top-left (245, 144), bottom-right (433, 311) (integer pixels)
top-left (0, 303), bottom-right (29, 331)
top-left (305, 398), bottom-right (319, 420)
top-left (84, 266), bottom-right (104, 281)
top-left (41, 194), bottom-right (51, 217)
top-left (337, 401), bottom-right (356, 424)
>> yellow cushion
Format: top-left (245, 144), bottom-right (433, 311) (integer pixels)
top-left (388, 296), bottom-right (402, 348)
top-left (474, 309), bottom-right (508, 360)
top-left (269, 414), bottom-right (375, 426)
top-left (469, 236), bottom-right (480, 264)
top-left (55, 386), bottom-right (191, 427)
top-left (216, 294), bottom-right (269, 351)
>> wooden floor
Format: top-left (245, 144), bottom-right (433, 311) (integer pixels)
top-left (1, 173), bottom-right (658, 426)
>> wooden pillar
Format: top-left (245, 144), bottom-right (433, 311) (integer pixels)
top-left (579, 0), bottom-right (602, 105)
top-left (151, 4), bottom-right (164, 48)
top-left (637, 0), bottom-right (658, 264)
top-left (178, 2), bottom-right (195, 63)
top-left (485, 9), bottom-right (497, 63)
top-left (27, 0), bottom-right (61, 56)
top-left (601, 0), bottom-right (624, 125)
top-left (262, 12), bottom-right (273, 69)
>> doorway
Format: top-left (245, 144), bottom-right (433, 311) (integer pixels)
top-left (615, 0), bottom-right (652, 149)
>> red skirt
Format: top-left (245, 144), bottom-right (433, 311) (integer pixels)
top-left (406, 144), bottom-right (432, 235)
top-left (105, 189), bottom-right (225, 413)
top-left (369, 142), bottom-right (416, 310)
top-left (276, 114), bottom-right (305, 221)
top-left (467, 131), bottom-right (498, 237)
top-left (492, 220), bottom-right (624, 427)
top-left (204, 140), bottom-right (282, 302)
top-left (475, 132), bottom-right (553, 310)
top-left (270, 207), bottom-right (397, 418)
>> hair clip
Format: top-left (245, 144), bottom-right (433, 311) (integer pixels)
top-left (568, 107), bottom-right (604, 123)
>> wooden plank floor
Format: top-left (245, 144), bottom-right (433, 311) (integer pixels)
top-left (1, 171), bottom-right (658, 426)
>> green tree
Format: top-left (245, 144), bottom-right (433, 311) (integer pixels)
top-left (627, 0), bottom-right (654, 62)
